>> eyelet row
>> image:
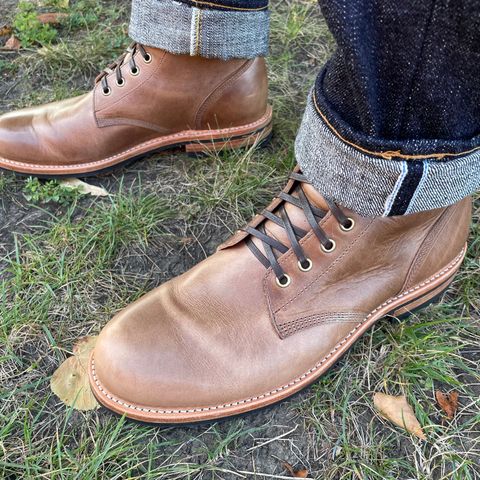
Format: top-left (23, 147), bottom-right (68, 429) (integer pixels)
top-left (102, 53), bottom-right (152, 96)
top-left (275, 217), bottom-right (355, 288)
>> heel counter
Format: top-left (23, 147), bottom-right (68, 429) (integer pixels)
top-left (196, 57), bottom-right (269, 130)
top-left (403, 197), bottom-right (472, 290)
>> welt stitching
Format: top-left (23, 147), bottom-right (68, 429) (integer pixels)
top-left (91, 246), bottom-right (465, 415)
top-left (0, 110), bottom-right (271, 170)
top-left (270, 218), bottom-right (374, 314)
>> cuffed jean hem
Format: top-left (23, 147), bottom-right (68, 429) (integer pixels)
top-left (129, 0), bottom-right (270, 60)
top-left (296, 90), bottom-right (480, 217)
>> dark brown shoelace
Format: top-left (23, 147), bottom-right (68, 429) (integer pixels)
top-left (246, 171), bottom-right (354, 287)
top-left (97, 43), bottom-right (151, 95)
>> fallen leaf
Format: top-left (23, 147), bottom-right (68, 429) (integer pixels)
top-left (50, 336), bottom-right (99, 411)
top-left (72, 335), bottom-right (97, 360)
top-left (0, 25), bottom-right (12, 37)
top-left (37, 12), bottom-right (69, 25)
top-left (3, 35), bottom-right (21, 50)
top-left (435, 390), bottom-right (459, 420)
top-left (59, 178), bottom-right (110, 197)
top-left (373, 393), bottom-right (426, 440)
top-left (282, 461), bottom-right (309, 478)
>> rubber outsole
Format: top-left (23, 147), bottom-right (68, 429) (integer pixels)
top-left (89, 245), bottom-right (466, 425)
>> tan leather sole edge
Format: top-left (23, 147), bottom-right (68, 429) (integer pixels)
top-left (0, 106), bottom-right (272, 176)
top-left (89, 245), bottom-right (466, 424)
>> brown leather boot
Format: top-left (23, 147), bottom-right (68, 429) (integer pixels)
top-left (89, 169), bottom-right (471, 423)
top-left (0, 43), bottom-right (271, 177)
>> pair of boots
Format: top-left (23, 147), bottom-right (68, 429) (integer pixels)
top-left (0, 45), bottom-right (471, 423)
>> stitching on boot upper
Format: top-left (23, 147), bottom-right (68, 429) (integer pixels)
top-left (277, 311), bottom-right (366, 338)
top-left (194, 59), bottom-right (255, 130)
top-left (94, 50), bottom-right (167, 121)
top-left (91, 246), bottom-right (465, 416)
top-left (268, 217), bottom-right (374, 314)
top-left (0, 110), bottom-right (271, 170)
top-left (402, 205), bottom-right (458, 292)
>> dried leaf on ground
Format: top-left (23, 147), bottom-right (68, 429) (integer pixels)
top-left (59, 178), bottom-right (110, 197)
top-left (0, 25), bottom-right (12, 37)
top-left (435, 390), bottom-right (459, 420)
top-left (282, 461), bottom-right (309, 478)
top-left (373, 393), bottom-right (426, 440)
top-left (50, 336), bottom-right (99, 411)
top-left (3, 35), bottom-right (21, 50)
top-left (37, 13), bottom-right (69, 25)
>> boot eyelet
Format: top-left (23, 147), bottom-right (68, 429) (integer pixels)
top-left (116, 78), bottom-right (125, 87)
top-left (298, 258), bottom-right (313, 272)
top-left (340, 218), bottom-right (355, 232)
top-left (276, 274), bottom-right (291, 288)
top-left (102, 86), bottom-right (111, 96)
top-left (130, 66), bottom-right (140, 76)
top-left (143, 53), bottom-right (152, 64)
top-left (321, 239), bottom-right (336, 253)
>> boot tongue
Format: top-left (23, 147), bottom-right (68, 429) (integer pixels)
top-left (251, 180), bottom-right (330, 254)
top-left (301, 183), bottom-right (330, 211)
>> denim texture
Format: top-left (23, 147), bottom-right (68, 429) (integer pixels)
top-left (130, 0), bottom-right (480, 216)
top-left (316, 0), bottom-right (480, 156)
top-left (129, 0), bottom-right (269, 59)
top-left (296, 92), bottom-right (480, 217)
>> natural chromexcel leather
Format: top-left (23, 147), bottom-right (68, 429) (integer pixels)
top-left (0, 46), bottom-right (269, 174)
top-left (90, 171), bottom-right (471, 421)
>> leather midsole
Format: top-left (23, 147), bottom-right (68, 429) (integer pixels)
top-left (0, 106), bottom-right (273, 175)
top-left (89, 244), bottom-right (466, 423)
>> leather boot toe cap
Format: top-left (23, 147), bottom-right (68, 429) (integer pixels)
top-left (0, 110), bottom-right (36, 163)
top-left (91, 285), bottom-right (226, 411)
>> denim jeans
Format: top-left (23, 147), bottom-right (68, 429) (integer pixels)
top-left (129, 0), bottom-right (480, 217)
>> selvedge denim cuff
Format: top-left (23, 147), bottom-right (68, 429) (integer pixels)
top-left (129, 0), bottom-right (270, 60)
top-left (296, 90), bottom-right (480, 217)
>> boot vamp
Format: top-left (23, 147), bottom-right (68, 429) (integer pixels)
top-left (0, 92), bottom-right (159, 166)
top-left (94, 207), bottom-right (433, 410)
top-left (93, 241), bottom-right (363, 409)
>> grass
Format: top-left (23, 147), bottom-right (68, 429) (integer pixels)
top-left (13, 1), bottom-right (58, 47)
top-left (0, 0), bottom-right (479, 479)
top-left (22, 177), bottom-right (81, 205)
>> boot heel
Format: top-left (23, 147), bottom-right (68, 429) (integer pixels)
top-left (184, 121), bottom-right (273, 155)
top-left (388, 277), bottom-right (454, 320)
